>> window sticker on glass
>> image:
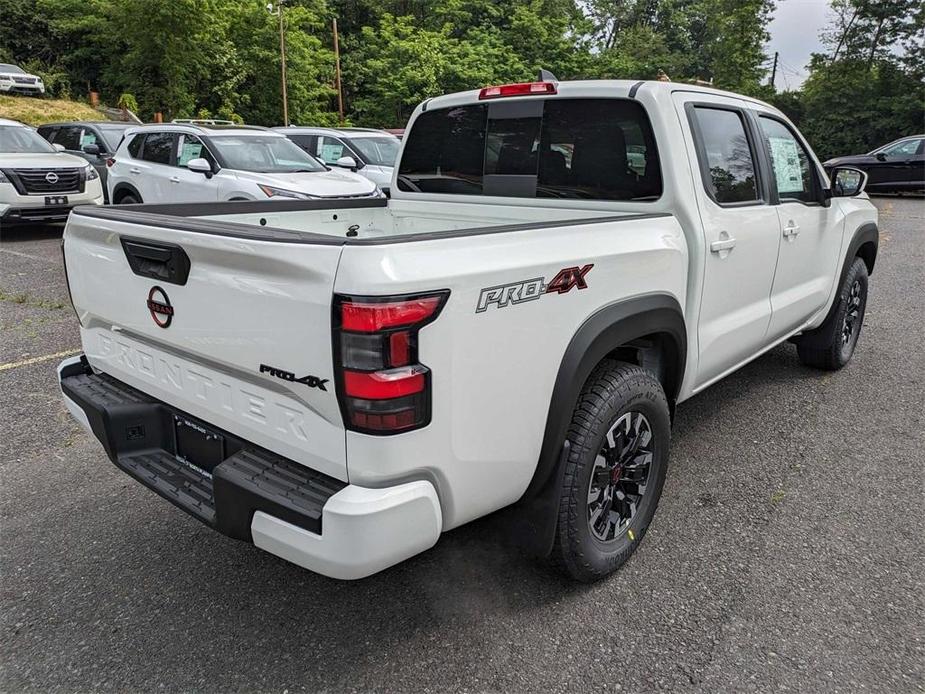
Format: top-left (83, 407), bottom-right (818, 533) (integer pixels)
top-left (768, 136), bottom-right (803, 194)
top-left (80, 131), bottom-right (97, 147)
top-left (179, 141), bottom-right (203, 167)
top-left (320, 142), bottom-right (344, 163)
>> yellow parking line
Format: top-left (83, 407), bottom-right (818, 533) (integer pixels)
top-left (0, 348), bottom-right (81, 372)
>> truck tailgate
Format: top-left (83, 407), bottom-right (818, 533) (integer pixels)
top-left (62, 213), bottom-right (347, 481)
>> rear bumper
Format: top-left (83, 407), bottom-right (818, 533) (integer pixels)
top-left (58, 355), bottom-right (442, 579)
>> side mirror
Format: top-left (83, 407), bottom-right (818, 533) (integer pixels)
top-left (53, 143), bottom-right (65, 152)
top-left (187, 157), bottom-right (213, 178)
top-left (335, 155), bottom-right (363, 171)
top-left (82, 143), bottom-right (101, 156)
top-left (829, 166), bottom-right (867, 198)
top-left (875, 152), bottom-right (886, 162)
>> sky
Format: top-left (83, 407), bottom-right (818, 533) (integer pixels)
top-left (766, 0), bottom-right (832, 90)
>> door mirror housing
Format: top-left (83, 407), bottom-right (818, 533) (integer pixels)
top-left (187, 157), bottom-right (213, 178)
top-left (53, 143), bottom-right (65, 152)
top-left (82, 143), bottom-right (101, 156)
top-left (335, 155), bottom-right (363, 171)
top-left (829, 166), bottom-right (867, 198)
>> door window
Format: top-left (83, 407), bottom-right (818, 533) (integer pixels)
top-left (140, 132), bottom-right (175, 165)
top-left (758, 117), bottom-right (817, 203)
top-left (79, 129), bottom-right (99, 148)
top-left (287, 134), bottom-right (316, 153)
top-left (54, 126), bottom-right (82, 151)
top-left (127, 133), bottom-right (144, 158)
top-left (176, 134), bottom-right (215, 168)
top-left (691, 107), bottom-right (759, 204)
top-left (879, 139), bottom-right (922, 157)
top-left (315, 136), bottom-right (346, 164)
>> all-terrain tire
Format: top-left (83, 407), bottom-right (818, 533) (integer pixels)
top-left (551, 360), bottom-right (670, 582)
top-left (796, 257), bottom-right (869, 370)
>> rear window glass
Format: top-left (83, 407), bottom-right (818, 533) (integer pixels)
top-left (127, 133), bottom-right (143, 158)
top-left (398, 98), bottom-right (662, 201)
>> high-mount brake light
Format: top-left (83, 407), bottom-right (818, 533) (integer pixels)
top-left (478, 82), bottom-right (557, 100)
top-left (334, 291), bottom-right (449, 435)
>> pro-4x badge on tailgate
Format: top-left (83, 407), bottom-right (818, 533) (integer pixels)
top-left (260, 364), bottom-right (329, 391)
top-left (476, 264), bottom-right (593, 313)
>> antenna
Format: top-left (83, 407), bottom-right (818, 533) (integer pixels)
top-left (537, 69), bottom-right (559, 83)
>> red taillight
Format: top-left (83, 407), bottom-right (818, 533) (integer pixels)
top-left (106, 158), bottom-right (116, 168)
top-left (478, 81), bottom-right (557, 100)
top-left (341, 296), bottom-right (443, 332)
top-left (334, 291), bottom-right (449, 435)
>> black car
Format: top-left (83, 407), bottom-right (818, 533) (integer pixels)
top-left (36, 121), bottom-right (135, 201)
top-left (823, 135), bottom-right (924, 194)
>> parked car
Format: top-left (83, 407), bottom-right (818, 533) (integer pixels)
top-left (107, 123), bottom-right (380, 204)
top-left (59, 79), bottom-right (876, 582)
top-left (823, 135), bottom-right (924, 193)
top-left (37, 121), bottom-right (135, 202)
top-left (0, 118), bottom-right (103, 226)
top-left (274, 126), bottom-right (401, 189)
top-left (0, 63), bottom-right (44, 96)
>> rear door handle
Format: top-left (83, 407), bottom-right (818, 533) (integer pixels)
top-left (783, 221), bottom-right (800, 237)
top-left (170, 176), bottom-right (180, 184)
top-left (710, 237), bottom-right (736, 253)
top-left (129, 167), bottom-right (141, 175)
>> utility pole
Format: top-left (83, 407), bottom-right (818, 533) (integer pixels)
top-left (770, 51), bottom-right (778, 90)
top-left (333, 18), bottom-right (344, 125)
top-left (278, 0), bottom-right (288, 125)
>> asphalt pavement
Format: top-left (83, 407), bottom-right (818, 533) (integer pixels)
top-left (1, 197), bottom-right (923, 693)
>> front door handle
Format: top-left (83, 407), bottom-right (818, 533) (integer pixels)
top-left (710, 237), bottom-right (737, 253)
top-left (783, 222), bottom-right (800, 238)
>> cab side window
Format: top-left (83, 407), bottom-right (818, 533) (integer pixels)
top-left (758, 117), bottom-right (817, 203)
top-left (691, 106), bottom-right (759, 204)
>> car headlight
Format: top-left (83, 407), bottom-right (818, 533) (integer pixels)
top-left (84, 165), bottom-right (99, 181)
top-left (257, 184), bottom-right (316, 199)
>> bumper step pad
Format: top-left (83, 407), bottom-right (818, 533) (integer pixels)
top-left (61, 362), bottom-right (345, 540)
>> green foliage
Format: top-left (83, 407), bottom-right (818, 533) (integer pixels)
top-left (1, 0), bottom-right (918, 141)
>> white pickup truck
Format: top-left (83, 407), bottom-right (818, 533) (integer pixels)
top-left (58, 79), bottom-right (877, 581)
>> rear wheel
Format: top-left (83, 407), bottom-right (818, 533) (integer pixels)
top-left (796, 257), bottom-right (868, 370)
top-left (117, 193), bottom-right (140, 204)
top-left (551, 361), bottom-right (670, 582)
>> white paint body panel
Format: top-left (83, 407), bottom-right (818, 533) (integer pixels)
top-left (61, 80), bottom-right (877, 578)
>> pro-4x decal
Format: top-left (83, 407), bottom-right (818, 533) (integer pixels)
top-left (260, 364), bottom-right (329, 391)
top-left (476, 264), bottom-right (593, 313)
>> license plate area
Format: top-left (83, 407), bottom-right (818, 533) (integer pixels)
top-left (174, 415), bottom-right (225, 473)
top-left (45, 195), bottom-right (69, 206)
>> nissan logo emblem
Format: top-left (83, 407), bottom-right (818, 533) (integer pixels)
top-left (45, 171), bottom-right (59, 184)
top-left (146, 286), bottom-right (174, 329)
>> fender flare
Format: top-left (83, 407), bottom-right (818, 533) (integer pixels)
top-left (111, 182), bottom-right (142, 204)
top-left (797, 221), bottom-right (878, 347)
top-left (524, 292), bottom-right (686, 495)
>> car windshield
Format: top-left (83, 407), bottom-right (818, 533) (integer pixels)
top-left (209, 135), bottom-right (326, 173)
top-left (0, 64), bottom-right (25, 74)
top-left (349, 136), bottom-right (400, 167)
top-left (0, 125), bottom-right (56, 153)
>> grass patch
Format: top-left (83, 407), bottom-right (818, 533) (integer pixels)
top-left (0, 289), bottom-right (68, 310)
top-left (0, 94), bottom-right (104, 126)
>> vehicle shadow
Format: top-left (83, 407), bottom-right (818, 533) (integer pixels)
top-left (0, 222), bottom-right (64, 243)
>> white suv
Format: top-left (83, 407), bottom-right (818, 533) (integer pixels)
top-left (0, 64), bottom-right (44, 96)
top-left (107, 123), bottom-right (380, 204)
top-left (274, 127), bottom-right (401, 190)
top-left (0, 119), bottom-right (103, 227)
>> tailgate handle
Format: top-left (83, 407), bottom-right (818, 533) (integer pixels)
top-left (120, 237), bottom-right (191, 286)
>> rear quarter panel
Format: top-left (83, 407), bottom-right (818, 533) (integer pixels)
top-left (336, 216), bottom-right (688, 529)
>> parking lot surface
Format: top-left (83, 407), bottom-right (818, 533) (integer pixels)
top-left (1, 197), bottom-right (923, 693)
